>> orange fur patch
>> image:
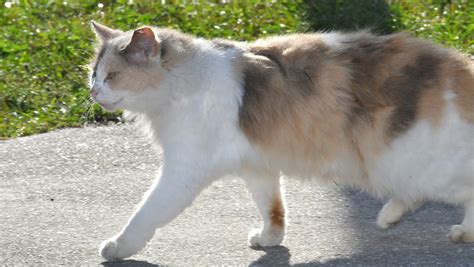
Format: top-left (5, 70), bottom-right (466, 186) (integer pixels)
top-left (452, 57), bottom-right (474, 123)
top-left (270, 197), bottom-right (285, 229)
top-left (239, 35), bottom-right (352, 162)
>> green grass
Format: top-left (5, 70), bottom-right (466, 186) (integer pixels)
top-left (1, 0), bottom-right (472, 139)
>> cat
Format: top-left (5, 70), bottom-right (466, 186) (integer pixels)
top-left (89, 21), bottom-right (474, 261)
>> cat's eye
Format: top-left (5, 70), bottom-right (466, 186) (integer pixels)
top-left (104, 72), bottom-right (119, 82)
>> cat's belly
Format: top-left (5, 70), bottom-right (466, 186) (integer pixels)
top-left (366, 101), bottom-right (474, 204)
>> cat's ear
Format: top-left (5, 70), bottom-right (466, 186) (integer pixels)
top-left (91, 21), bottom-right (121, 41)
top-left (121, 27), bottom-right (160, 63)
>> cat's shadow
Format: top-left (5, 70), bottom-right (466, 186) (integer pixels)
top-left (249, 246), bottom-right (335, 266)
top-left (101, 259), bottom-right (161, 267)
top-left (249, 190), bottom-right (468, 266)
top-left (250, 246), bottom-right (291, 266)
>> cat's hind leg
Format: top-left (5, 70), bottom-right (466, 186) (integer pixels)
top-left (448, 201), bottom-right (474, 243)
top-left (376, 198), bottom-right (422, 229)
top-left (243, 170), bottom-right (285, 247)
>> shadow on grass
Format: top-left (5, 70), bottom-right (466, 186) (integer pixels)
top-left (302, 0), bottom-right (402, 34)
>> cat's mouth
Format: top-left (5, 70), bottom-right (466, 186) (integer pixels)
top-left (97, 98), bottom-right (123, 111)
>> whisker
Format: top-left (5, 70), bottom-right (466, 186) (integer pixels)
top-left (79, 97), bottom-right (96, 124)
top-left (77, 96), bottom-right (92, 108)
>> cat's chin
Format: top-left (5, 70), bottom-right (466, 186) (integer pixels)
top-left (98, 99), bottom-right (123, 112)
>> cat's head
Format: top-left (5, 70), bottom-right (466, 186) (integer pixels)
top-left (89, 22), bottom-right (170, 112)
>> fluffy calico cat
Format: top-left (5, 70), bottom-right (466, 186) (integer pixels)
top-left (90, 22), bottom-right (474, 261)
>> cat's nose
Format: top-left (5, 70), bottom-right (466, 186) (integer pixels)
top-left (90, 81), bottom-right (101, 98)
top-left (90, 88), bottom-right (99, 98)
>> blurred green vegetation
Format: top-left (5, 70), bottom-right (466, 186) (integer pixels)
top-left (0, 0), bottom-right (472, 138)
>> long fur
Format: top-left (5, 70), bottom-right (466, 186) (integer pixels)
top-left (89, 22), bottom-right (474, 261)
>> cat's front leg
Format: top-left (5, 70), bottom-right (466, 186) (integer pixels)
top-left (244, 170), bottom-right (286, 247)
top-left (100, 165), bottom-right (212, 261)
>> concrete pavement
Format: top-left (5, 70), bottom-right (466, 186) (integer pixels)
top-left (1, 124), bottom-right (473, 265)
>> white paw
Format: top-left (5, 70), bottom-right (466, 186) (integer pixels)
top-left (99, 236), bottom-right (139, 261)
top-left (376, 213), bottom-right (402, 229)
top-left (448, 225), bottom-right (474, 243)
top-left (248, 228), bottom-right (284, 247)
top-left (376, 203), bottom-right (405, 230)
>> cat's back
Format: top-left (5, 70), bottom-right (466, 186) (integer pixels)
top-left (238, 31), bottom-right (473, 187)
top-left (335, 31), bottom-right (473, 131)
top-left (240, 31), bottom-right (474, 142)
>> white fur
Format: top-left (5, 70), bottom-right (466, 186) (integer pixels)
top-left (369, 91), bottom-right (474, 242)
top-left (95, 37), bottom-right (474, 260)
top-left (98, 39), bottom-right (259, 260)
top-left (367, 91), bottom-right (474, 205)
top-left (242, 169), bottom-right (286, 247)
